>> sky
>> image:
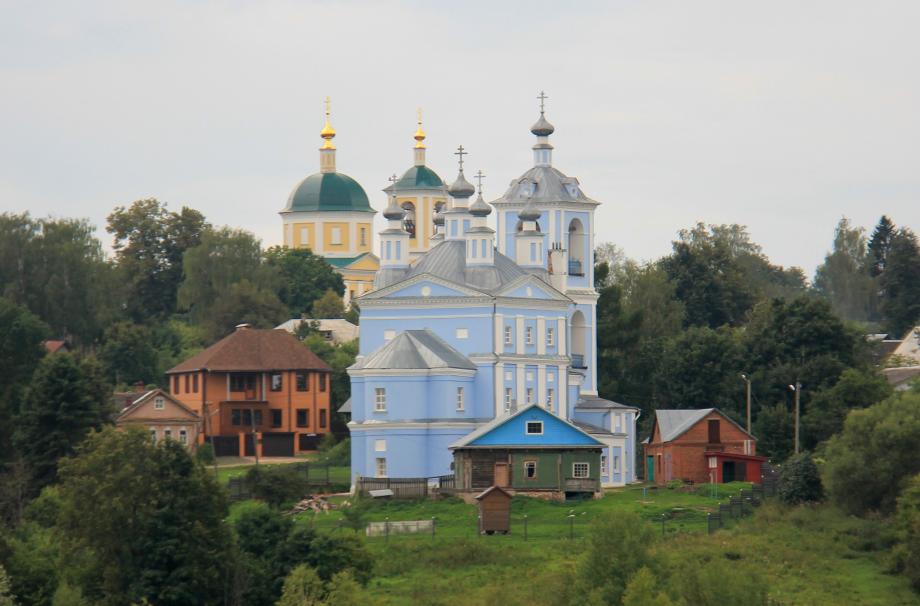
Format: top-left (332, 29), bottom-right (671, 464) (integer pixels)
top-left (1, 1), bottom-right (918, 277)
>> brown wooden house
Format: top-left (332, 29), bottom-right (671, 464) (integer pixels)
top-left (643, 408), bottom-right (767, 485)
top-left (166, 324), bottom-right (332, 457)
top-left (115, 388), bottom-right (202, 449)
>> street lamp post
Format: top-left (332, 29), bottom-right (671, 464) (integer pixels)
top-left (740, 374), bottom-right (752, 434)
top-left (788, 381), bottom-right (801, 454)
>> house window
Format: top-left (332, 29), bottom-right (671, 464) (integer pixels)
top-left (375, 388), bottom-right (387, 411)
top-left (615, 414), bottom-right (622, 433)
top-left (375, 457), bottom-right (387, 478)
top-left (319, 409), bottom-right (327, 428)
top-left (524, 461), bottom-right (537, 479)
top-left (504, 388), bottom-right (513, 411)
top-left (192, 374), bottom-right (199, 393)
top-left (184, 374), bottom-right (190, 392)
top-left (173, 375), bottom-right (179, 393)
top-left (573, 462), bottom-right (590, 479)
top-left (164, 429), bottom-right (172, 440)
top-left (270, 373), bottom-right (283, 391)
top-left (154, 397), bottom-right (165, 410)
top-left (525, 326), bottom-right (534, 345)
top-left (456, 387), bottom-right (465, 411)
top-left (384, 329), bottom-right (396, 341)
top-left (296, 409), bottom-right (308, 428)
top-left (526, 421), bottom-right (543, 435)
top-left (546, 389), bottom-right (554, 409)
top-left (296, 372), bottom-right (309, 391)
top-left (708, 456), bottom-right (718, 469)
top-left (231, 409), bottom-right (241, 426)
top-left (375, 439), bottom-right (387, 452)
top-left (149, 429), bottom-right (157, 442)
top-left (271, 409), bottom-right (282, 427)
top-left (179, 429), bottom-right (188, 445)
top-left (547, 327), bottom-right (555, 347)
top-left (456, 328), bottom-right (469, 339)
top-left (526, 388), bottom-right (534, 405)
top-left (504, 326), bottom-right (513, 345)
top-left (708, 419), bottom-right (721, 443)
top-left (253, 410), bottom-right (263, 426)
top-left (319, 374), bottom-right (327, 392)
top-left (230, 373), bottom-right (256, 393)
top-left (601, 455), bottom-right (608, 476)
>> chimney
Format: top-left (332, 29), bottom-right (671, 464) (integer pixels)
top-left (133, 381), bottom-right (145, 393)
top-left (235, 323), bottom-right (252, 331)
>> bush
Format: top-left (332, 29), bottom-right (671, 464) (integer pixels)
top-left (245, 465), bottom-right (305, 508)
top-left (778, 452), bottom-right (823, 505)
top-left (825, 392), bottom-right (920, 515)
top-left (196, 442), bottom-right (215, 466)
top-left (575, 512), bottom-right (656, 604)
top-left (318, 437), bottom-right (350, 467)
top-left (893, 474), bottom-right (920, 591)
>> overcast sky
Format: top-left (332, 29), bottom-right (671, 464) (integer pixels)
top-left (2, 1), bottom-right (918, 277)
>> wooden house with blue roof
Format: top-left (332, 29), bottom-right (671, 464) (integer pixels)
top-left (449, 404), bottom-right (603, 499)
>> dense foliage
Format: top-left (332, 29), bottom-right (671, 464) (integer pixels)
top-left (777, 452), bottom-right (823, 505)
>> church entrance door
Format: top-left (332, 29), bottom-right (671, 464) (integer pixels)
top-left (494, 462), bottom-right (510, 487)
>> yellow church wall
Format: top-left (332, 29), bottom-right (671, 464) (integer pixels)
top-left (348, 255), bottom-right (380, 271)
top-left (292, 222), bottom-right (315, 249)
top-left (322, 222), bottom-right (350, 252)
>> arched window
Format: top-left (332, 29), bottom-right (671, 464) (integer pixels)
top-left (401, 202), bottom-right (416, 238)
top-left (568, 219), bottom-right (585, 276)
top-left (433, 201), bottom-right (445, 232)
top-left (571, 310), bottom-right (588, 369)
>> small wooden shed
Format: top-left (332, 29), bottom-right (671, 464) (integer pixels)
top-left (476, 485), bottom-right (512, 535)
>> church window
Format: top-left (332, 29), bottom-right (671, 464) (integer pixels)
top-left (463, 219), bottom-right (470, 233)
top-left (525, 327), bottom-right (534, 345)
top-left (375, 457), bottom-right (387, 477)
top-left (331, 227), bottom-right (342, 245)
top-left (615, 414), bottom-right (622, 433)
top-left (568, 219), bottom-right (586, 276)
top-left (530, 242), bottom-right (537, 262)
top-left (375, 388), bottom-right (387, 412)
top-left (546, 389), bottom-right (554, 409)
top-left (360, 227), bottom-right (367, 246)
top-left (401, 202), bottom-right (416, 238)
top-left (470, 240), bottom-right (477, 258)
top-left (504, 326), bottom-right (513, 346)
top-left (384, 330), bottom-right (396, 341)
top-left (573, 462), bottom-right (590, 478)
top-left (481, 239), bottom-right (487, 257)
top-left (601, 455), bottom-right (608, 476)
top-left (613, 456), bottom-right (620, 473)
top-left (524, 461), bottom-right (537, 479)
top-left (504, 388), bottom-right (513, 411)
top-left (456, 387), bottom-right (464, 411)
top-left (300, 227), bottom-right (308, 245)
top-left (375, 439), bottom-right (386, 452)
top-left (547, 327), bottom-right (555, 347)
top-left (456, 328), bottom-right (468, 339)
top-left (526, 388), bottom-right (534, 405)
top-left (154, 397), bottom-right (165, 410)
top-left (386, 241), bottom-right (392, 260)
top-left (525, 421), bottom-right (543, 435)
top-left (396, 241), bottom-right (401, 259)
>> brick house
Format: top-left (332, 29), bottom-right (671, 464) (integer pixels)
top-left (116, 388), bottom-right (201, 449)
top-left (643, 408), bottom-right (767, 485)
top-left (166, 324), bottom-right (332, 457)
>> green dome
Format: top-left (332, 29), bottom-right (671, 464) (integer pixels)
top-left (285, 172), bottom-right (373, 213)
top-left (394, 165), bottom-right (444, 190)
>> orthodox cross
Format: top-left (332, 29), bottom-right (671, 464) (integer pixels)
top-left (454, 145), bottom-right (467, 171)
top-left (324, 96), bottom-right (331, 117)
top-left (537, 91), bottom-right (548, 114)
top-left (474, 170), bottom-right (486, 194)
top-left (388, 173), bottom-right (398, 186)
top-left (417, 107), bottom-right (423, 126)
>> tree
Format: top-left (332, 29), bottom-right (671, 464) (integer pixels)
top-left (0, 564), bottom-right (15, 606)
top-left (753, 403), bottom-right (794, 461)
top-left (13, 354), bottom-right (111, 490)
top-left (778, 452), bottom-right (823, 505)
top-left (0, 298), bottom-right (48, 461)
top-left (575, 512), bottom-right (655, 604)
top-left (205, 279), bottom-right (289, 340)
top-left (233, 502), bottom-right (293, 606)
top-left (264, 247), bottom-right (344, 317)
top-left (814, 217), bottom-right (874, 322)
top-left (867, 215), bottom-right (896, 277)
top-left (622, 567), bottom-right (674, 606)
top-left (0, 214), bottom-right (117, 344)
top-left (276, 565), bottom-right (324, 606)
top-left (54, 427), bottom-right (234, 605)
top-left (878, 228), bottom-right (920, 338)
top-left (310, 290), bottom-right (345, 319)
top-left (801, 368), bottom-right (892, 449)
top-left (824, 391), bottom-right (920, 515)
top-left (321, 571), bottom-right (372, 606)
top-left (302, 335), bottom-right (357, 421)
top-left (893, 473), bottom-right (920, 591)
top-left (107, 199), bottom-right (207, 321)
top-left (97, 322), bottom-right (159, 387)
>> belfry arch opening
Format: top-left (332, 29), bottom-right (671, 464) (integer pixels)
top-left (568, 218), bottom-right (585, 276)
top-left (571, 310), bottom-right (588, 369)
top-left (401, 201), bottom-right (416, 238)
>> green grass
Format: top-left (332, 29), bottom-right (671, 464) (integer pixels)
top-left (280, 484), bottom-right (918, 605)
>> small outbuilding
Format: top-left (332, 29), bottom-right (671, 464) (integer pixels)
top-left (644, 408), bottom-right (767, 485)
top-left (476, 485), bottom-right (512, 534)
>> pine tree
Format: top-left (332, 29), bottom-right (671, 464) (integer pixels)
top-left (867, 215), bottom-right (896, 277)
top-left (879, 228), bottom-right (920, 337)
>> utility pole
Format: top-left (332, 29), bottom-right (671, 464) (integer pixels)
top-left (250, 409), bottom-right (260, 465)
top-left (788, 381), bottom-right (801, 454)
top-left (740, 374), bottom-right (752, 433)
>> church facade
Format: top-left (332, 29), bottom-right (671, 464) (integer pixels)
top-left (347, 100), bottom-right (639, 489)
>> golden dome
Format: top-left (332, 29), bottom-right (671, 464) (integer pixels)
top-left (414, 107), bottom-right (426, 149)
top-left (320, 96), bottom-right (336, 150)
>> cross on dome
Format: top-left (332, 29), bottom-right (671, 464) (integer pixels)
top-left (537, 90), bottom-right (548, 114)
top-left (474, 170), bottom-right (486, 194)
top-left (454, 145), bottom-right (467, 172)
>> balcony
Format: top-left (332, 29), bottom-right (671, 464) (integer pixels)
top-left (571, 354), bottom-right (587, 369)
top-left (564, 477), bottom-right (600, 493)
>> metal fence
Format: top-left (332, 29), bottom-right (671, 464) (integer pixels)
top-left (706, 483), bottom-right (770, 534)
top-left (355, 474), bottom-right (455, 499)
top-left (227, 463), bottom-right (347, 502)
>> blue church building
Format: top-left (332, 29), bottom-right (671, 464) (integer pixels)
top-left (348, 101), bottom-right (639, 489)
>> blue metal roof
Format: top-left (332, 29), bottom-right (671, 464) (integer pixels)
top-left (450, 405), bottom-right (602, 449)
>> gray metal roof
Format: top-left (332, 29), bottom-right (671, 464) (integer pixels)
top-left (352, 329), bottom-right (475, 371)
top-left (492, 166), bottom-right (598, 207)
top-left (338, 397), bottom-right (352, 413)
top-left (571, 419), bottom-right (616, 437)
top-left (575, 396), bottom-right (638, 411)
top-left (653, 409), bottom-right (716, 442)
top-left (374, 240), bottom-right (535, 292)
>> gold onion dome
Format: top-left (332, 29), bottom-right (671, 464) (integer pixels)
top-left (414, 108), bottom-right (426, 149)
top-left (320, 96), bottom-right (336, 149)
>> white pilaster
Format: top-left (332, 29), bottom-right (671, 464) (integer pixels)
top-left (537, 364), bottom-right (546, 408)
top-left (557, 317), bottom-right (567, 355)
top-left (494, 313), bottom-right (504, 354)
top-left (516, 366), bottom-right (525, 409)
top-left (494, 362), bottom-right (504, 417)
top-left (537, 316), bottom-right (546, 355)
top-left (516, 316), bottom-right (524, 355)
